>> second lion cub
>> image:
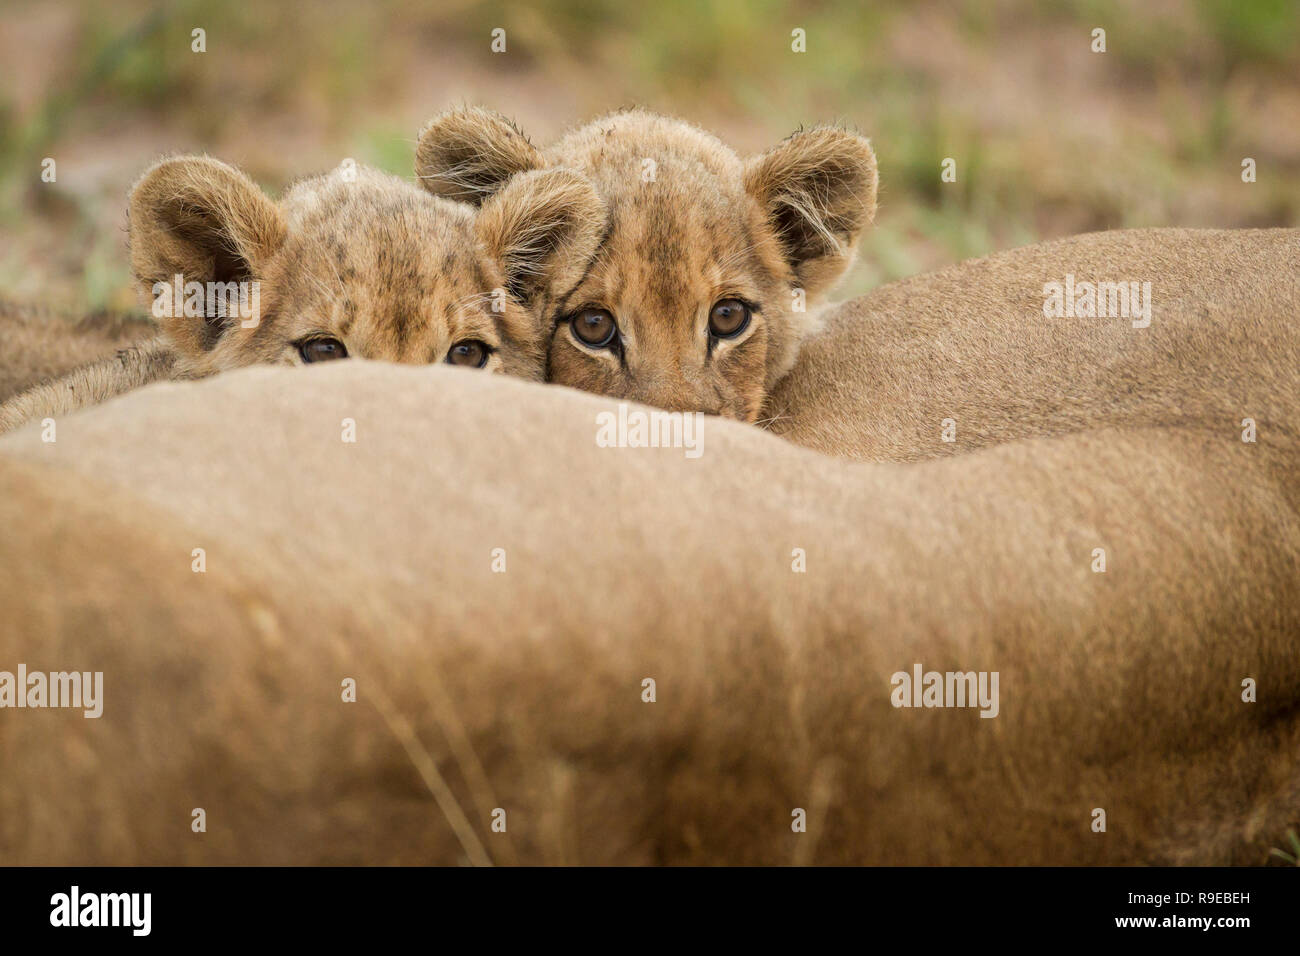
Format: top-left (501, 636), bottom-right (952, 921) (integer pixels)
top-left (0, 155), bottom-right (604, 433)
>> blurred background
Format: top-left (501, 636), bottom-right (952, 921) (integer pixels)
top-left (1, 0), bottom-right (1297, 313)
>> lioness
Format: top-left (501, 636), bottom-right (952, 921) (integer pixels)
top-left (765, 227), bottom-right (1300, 475)
top-left (415, 107), bottom-right (877, 422)
top-left (0, 154), bottom-right (605, 434)
top-left (0, 357), bottom-right (1295, 865)
top-left (2, 215), bottom-right (1294, 864)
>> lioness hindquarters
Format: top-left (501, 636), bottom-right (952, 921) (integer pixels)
top-left (416, 107), bottom-right (877, 422)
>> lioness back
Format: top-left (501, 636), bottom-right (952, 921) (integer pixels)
top-left (765, 227), bottom-right (1300, 482)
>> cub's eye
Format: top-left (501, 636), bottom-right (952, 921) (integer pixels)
top-left (708, 299), bottom-right (751, 339)
top-left (299, 338), bottom-right (348, 363)
top-left (447, 340), bottom-right (491, 368)
top-left (570, 308), bottom-right (618, 349)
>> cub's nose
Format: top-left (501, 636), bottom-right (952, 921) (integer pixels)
top-left (627, 381), bottom-right (721, 417)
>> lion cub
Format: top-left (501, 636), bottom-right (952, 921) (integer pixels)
top-left (415, 108), bottom-right (877, 421)
top-left (0, 154), bottom-right (603, 433)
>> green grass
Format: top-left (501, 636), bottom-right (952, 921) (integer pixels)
top-left (356, 127), bottom-right (420, 179)
top-left (1270, 828), bottom-right (1300, 866)
top-left (1, 0), bottom-right (1296, 310)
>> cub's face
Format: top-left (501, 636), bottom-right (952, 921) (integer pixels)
top-left (240, 173), bottom-right (529, 376)
top-left (416, 108), bottom-right (877, 421)
top-left (129, 157), bottom-right (604, 381)
top-left (545, 161), bottom-right (791, 421)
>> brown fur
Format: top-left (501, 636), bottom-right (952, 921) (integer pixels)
top-left (0, 229), bottom-right (1295, 865)
top-left (0, 156), bottom-right (605, 434)
top-left (766, 227), bottom-right (1300, 475)
top-left (0, 338), bottom-right (177, 431)
top-left (416, 108), bottom-right (877, 421)
top-left (0, 303), bottom-right (157, 403)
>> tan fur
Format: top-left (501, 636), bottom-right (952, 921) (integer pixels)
top-left (417, 108), bottom-right (877, 421)
top-left (765, 227), bottom-right (1300, 472)
top-left (0, 155), bottom-right (605, 434)
top-left (0, 229), bottom-right (1295, 865)
top-left (0, 303), bottom-right (157, 403)
top-left (0, 338), bottom-right (176, 433)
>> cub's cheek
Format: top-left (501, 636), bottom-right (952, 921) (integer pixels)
top-left (737, 387), bottom-right (765, 423)
top-left (714, 346), bottom-right (768, 423)
top-left (716, 376), bottom-right (764, 423)
top-left (547, 338), bottom-right (623, 393)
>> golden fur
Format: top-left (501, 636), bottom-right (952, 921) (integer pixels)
top-left (0, 156), bottom-right (605, 434)
top-left (766, 228), bottom-right (1300, 473)
top-left (0, 229), bottom-right (1295, 865)
top-left (416, 107), bottom-right (877, 421)
top-left (0, 302), bottom-right (157, 404)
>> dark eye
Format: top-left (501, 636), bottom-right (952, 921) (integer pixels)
top-left (708, 299), bottom-right (751, 339)
top-left (447, 340), bottom-right (490, 368)
top-left (570, 308), bottom-right (618, 349)
top-left (299, 338), bottom-right (348, 363)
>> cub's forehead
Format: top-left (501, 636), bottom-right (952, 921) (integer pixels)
top-left (565, 141), bottom-right (745, 208)
top-left (274, 170), bottom-right (483, 280)
top-left (601, 188), bottom-right (754, 270)
top-left (282, 167), bottom-right (475, 238)
top-left (550, 114), bottom-right (759, 268)
top-left (551, 110), bottom-right (743, 179)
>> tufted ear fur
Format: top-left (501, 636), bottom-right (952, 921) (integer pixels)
top-left (475, 168), bottom-right (605, 306)
top-left (744, 127), bottom-right (877, 297)
top-left (416, 107), bottom-right (545, 207)
top-left (128, 155), bottom-right (285, 356)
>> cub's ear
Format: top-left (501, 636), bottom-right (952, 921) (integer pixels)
top-left (129, 156), bottom-right (286, 355)
top-left (416, 107), bottom-right (544, 206)
top-left (476, 168), bottom-right (605, 305)
top-left (744, 127), bottom-right (877, 297)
